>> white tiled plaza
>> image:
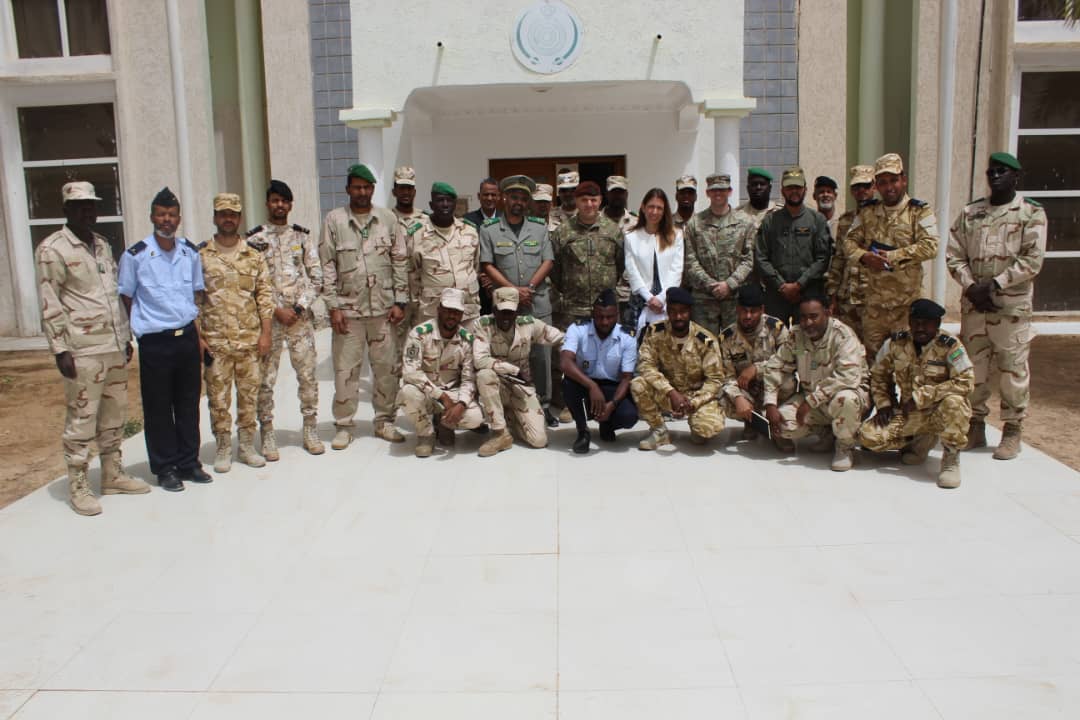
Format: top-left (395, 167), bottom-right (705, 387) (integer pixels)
top-left (3, 329), bottom-right (1080, 719)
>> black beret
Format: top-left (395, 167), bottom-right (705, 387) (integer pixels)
top-left (909, 298), bottom-right (946, 320)
top-left (666, 286), bottom-right (694, 307)
top-left (593, 288), bottom-right (618, 307)
top-left (814, 176), bottom-right (838, 190)
top-left (151, 186), bottom-right (179, 209)
top-left (267, 179), bottom-right (293, 202)
top-left (736, 284), bottom-right (765, 307)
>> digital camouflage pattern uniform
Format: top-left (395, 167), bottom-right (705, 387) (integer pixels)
top-left (397, 322), bottom-right (485, 437)
top-left (718, 314), bottom-right (792, 415)
top-left (824, 207), bottom-right (867, 337)
top-left (947, 196), bottom-right (1047, 424)
top-left (247, 223), bottom-right (322, 428)
top-left (763, 318), bottom-right (870, 446)
top-left (197, 238), bottom-right (274, 437)
top-left (319, 206), bottom-right (409, 430)
top-left (550, 214), bottom-right (625, 328)
top-left (631, 320), bottom-right (727, 439)
top-left (683, 207), bottom-right (756, 333)
top-left (408, 215), bottom-right (481, 324)
top-left (844, 196), bottom-right (940, 358)
top-left (473, 314), bottom-right (564, 447)
top-left (859, 329), bottom-right (975, 452)
top-left (393, 206), bottom-right (427, 330)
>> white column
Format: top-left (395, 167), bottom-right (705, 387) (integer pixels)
top-left (165, 0), bottom-right (195, 221)
top-left (858, 0), bottom-right (886, 161)
top-left (934, 0), bottom-right (958, 305)
top-left (358, 126), bottom-right (385, 205)
top-left (713, 115), bottom-right (742, 200)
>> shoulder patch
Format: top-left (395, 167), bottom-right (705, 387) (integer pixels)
top-left (183, 239), bottom-right (201, 252)
top-left (765, 316), bottom-right (780, 330)
top-left (652, 322), bottom-right (666, 333)
top-left (526, 216), bottom-right (545, 225)
top-left (246, 239), bottom-right (268, 251)
top-left (481, 217), bottom-right (500, 227)
top-left (721, 327), bottom-right (734, 339)
top-left (458, 327), bottom-right (474, 342)
top-left (127, 240), bottom-right (147, 256)
top-left (695, 331), bottom-right (709, 343)
top-left (245, 225), bottom-right (263, 237)
top-left (909, 198), bottom-right (928, 208)
top-left (516, 315), bottom-right (535, 324)
top-left (416, 323), bottom-right (433, 335)
top-left (1024, 197), bottom-right (1043, 208)
top-left (291, 223), bottom-right (310, 234)
top-left (937, 334), bottom-right (957, 347)
top-left (861, 198), bottom-right (880, 208)
top-left (407, 222), bottom-right (424, 236)
top-left (479, 316), bottom-right (493, 326)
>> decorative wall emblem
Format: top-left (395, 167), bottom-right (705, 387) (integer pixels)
top-left (511, 1), bottom-right (583, 75)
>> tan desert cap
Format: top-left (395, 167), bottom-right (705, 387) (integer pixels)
top-left (705, 173), bottom-right (731, 190)
top-left (781, 167), bottom-right (807, 188)
top-left (533, 183), bottom-right (554, 202)
top-left (393, 166), bottom-right (417, 186)
top-left (849, 164), bottom-right (875, 186)
top-left (874, 153), bottom-right (904, 176)
top-left (606, 175), bottom-right (629, 191)
top-left (557, 171), bottom-right (579, 190)
top-left (493, 287), bottom-right (520, 311)
top-left (439, 287), bottom-right (466, 311)
top-left (61, 181), bottom-right (101, 203)
top-left (675, 175), bottom-right (698, 191)
top-left (213, 193), bottom-right (242, 212)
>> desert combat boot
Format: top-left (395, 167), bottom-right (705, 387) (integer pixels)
top-left (237, 428), bottom-right (266, 467)
top-left (214, 433), bottom-right (233, 473)
top-left (260, 423), bottom-right (280, 462)
top-left (993, 422), bottom-right (1022, 461)
top-left (68, 465), bottom-right (101, 516)
top-left (302, 418), bottom-right (325, 454)
top-left (938, 446), bottom-right (961, 489)
top-left (100, 452), bottom-right (151, 495)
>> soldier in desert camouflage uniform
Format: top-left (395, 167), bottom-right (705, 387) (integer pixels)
top-left (763, 295), bottom-right (870, 471)
top-left (407, 181), bottom-right (482, 324)
top-left (735, 167), bottom-right (783, 232)
top-left (672, 175), bottom-right (697, 231)
top-left (844, 153), bottom-right (940, 359)
top-left (631, 287), bottom-right (727, 450)
top-left (247, 179), bottom-right (324, 460)
top-left (36, 181), bottom-right (149, 516)
top-left (397, 288), bottom-right (485, 457)
top-left (473, 287), bottom-right (565, 456)
top-left (859, 299), bottom-right (975, 489)
top-left (825, 165), bottom-right (876, 338)
top-left (197, 193), bottom-right (274, 472)
top-left (948, 152), bottom-right (1047, 460)
top-left (548, 171), bottom-right (578, 232)
top-left (391, 166), bottom-right (425, 332)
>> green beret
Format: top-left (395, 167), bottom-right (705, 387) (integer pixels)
top-left (989, 152), bottom-right (1021, 171)
top-left (431, 181), bottom-right (457, 198)
top-left (747, 167), bottom-right (773, 181)
top-left (347, 164), bottom-right (376, 183)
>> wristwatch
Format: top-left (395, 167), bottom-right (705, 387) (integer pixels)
top-left (527, 282), bottom-right (537, 290)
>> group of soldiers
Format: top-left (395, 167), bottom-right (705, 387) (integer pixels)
top-left (35, 145), bottom-right (1046, 515)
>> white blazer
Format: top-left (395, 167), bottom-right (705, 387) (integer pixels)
top-left (624, 227), bottom-right (684, 328)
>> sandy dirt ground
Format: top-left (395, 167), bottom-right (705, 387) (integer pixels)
top-left (1, 336), bottom-right (1077, 509)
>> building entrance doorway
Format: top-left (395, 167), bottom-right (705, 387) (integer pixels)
top-left (488, 155), bottom-right (626, 190)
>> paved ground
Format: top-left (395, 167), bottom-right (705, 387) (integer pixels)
top-left (3, 331), bottom-right (1080, 719)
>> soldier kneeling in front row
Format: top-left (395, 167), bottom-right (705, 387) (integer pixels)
top-left (858, 299), bottom-right (975, 489)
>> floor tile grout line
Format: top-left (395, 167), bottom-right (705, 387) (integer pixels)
top-left (34, 604), bottom-right (126, 693)
top-left (554, 467), bottom-right (561, 719)
top-left (911, 677), bottom-right (949, 720)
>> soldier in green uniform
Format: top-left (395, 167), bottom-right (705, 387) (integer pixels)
top-left (631, 287), bottom-right (727, 450)
top-left (825, 164), bottom-right (876, 338)
top-left (947, 152), bottom-right (1048, 460)
top-left (479, 175), bottom-right (558, 425)
top-left (683, 172), bottom-right (756, 333)
top-left (859, 299), bottom-right (975, 489)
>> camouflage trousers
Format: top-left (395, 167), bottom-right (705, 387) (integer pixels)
top-left (630, 377), bottom-right (727, 438)
top-left (858, 394), bottom-right (971, 452)
top-left (62, 350), bottom-right (127, 467)
top-left (776, 388), bottom-right (868, 443)
top-left (961, 311), bottom-right (1032, 423)
top-left (719, 378), bottom-right (795, 417)
top-left (332, 316), bottom-right (400, 428)
top-left (861, 303), bottom-right (909, 360)
top-left (205, 347), bottom-right (260, 436)
top-left (834, 301), bottom-right (863, 341)
top-left (396, 383), bottom-right (485, 437)
top-left (258, 316), bottom-right (318, 425)
top-left (394, 302), bottom-right (421, 345)
top-left (475, 368), bottom-right (548, 448)
top-left (690, 297), bottom-right (737, 337)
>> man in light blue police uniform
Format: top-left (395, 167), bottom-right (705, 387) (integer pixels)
top-left (559, 288), bottom-right (639, 454)
top-left (479, 174), bottom-right (559, 426)
top-left (118, 187), bottom-right (211, 492)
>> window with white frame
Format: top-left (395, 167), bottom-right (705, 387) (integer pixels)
top-left (9, 0), bottom-right (109, 59)
top-left (1016, 70), bottom-right (1080, 312)
top-left (18, 102), bottom-right (124, 260)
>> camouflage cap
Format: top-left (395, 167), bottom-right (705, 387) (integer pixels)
top-left (393, 166), bottom-right (417, 186)
top-left (849, 164), bottom-right (875, 186)
top-left (989, 151), bottom-right (1021, 171)
top-left (675, 175), bottom-right (698, 191)
top-left (61, 181), bottom-right (101, 203)
top-left (781, 167), bottom-right (807, 188)
top-left (493, 286), bottom-right (520, 311)
top-left (533, 183), bottom-right (554, 202)
top-left (439, 287), bottom-right (466, 311)
top-left (874, 153), bottom-right (904, 176)
top-left (606, 175), bottom-right (629, 191)
top-left (557, 171), bottom-right (579, 190)
top-left (500, 175), bottom-right (536, 195)
top-left (705, 173), bottom-right (731, 190)
top-left (213, 193), bottom-right (242, 212)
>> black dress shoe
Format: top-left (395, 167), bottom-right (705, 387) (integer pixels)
top-left (598, 422), bottom-right (617, 443)
top-left (158, 471), bottom-right (184, 492)
top-left (543, 408), bottom-right (559, 428)
top-left (573, 430), bottom-right (591, 454)
top-left (181, 465), bottom-right (213, 484)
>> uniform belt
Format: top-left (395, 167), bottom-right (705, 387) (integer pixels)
top-left (140, 321), bottom-right (195, 341)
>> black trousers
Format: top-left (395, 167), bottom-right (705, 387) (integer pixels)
top-left (562, 377), bottom-right (638, 433)
top-left (138, 323), bottom-right (202, 475)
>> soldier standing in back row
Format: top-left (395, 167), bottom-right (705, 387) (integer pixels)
top-left (197, 193), bottom-right (274, 473)
top-left (37, 181), bottom-right (150, 515)
top-left (408, 182), bottom-right (482, 325)
top-left (248, 179), bottom-right (325, 460)
top-left (947, 152), bottom-right (1047, 460)
top-left (825, 164), bottom-right (876, 338)
top-left (391, 166), bottom-right (426, 332)
top-left (844, 153), bottom-right (940, 359)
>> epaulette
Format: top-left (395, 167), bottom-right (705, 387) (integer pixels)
top-left (696, 331), bottom-right (709, 343)
top-left (574, 318), bottom-right (591, 325)
top-left (526, 216), bottom-right (545, 225)
top-left (516, 315), bottom-right (535, 324)
top-left (909, 198), bottom-right (928, 208)
top-left (127, 240), bottom-right (147, 256)
top-left (481, 217), bottom-right (500, 227)
top-left (422, 209), bottom-right (432, 216)
top-left (858, 197), bottom-right (879, 208)
top-left (478, 316), bottom-right (493, 326)
top-left (246, 239), bottom-right (268, 252)
top-left (721, 327), bottom-right (735, 339)
top-left (1024, 197), bottom-right (1043, 207)
top-left (458, 327), bottom-right (474, 342)
top-left (291, 223), bottom-right (310, 234)
top-left (416, 322), bottom-right (433, 335)
top-left (967, 197), bottom-right (985, 206)
top-left (765, 316), bottom-right (780, 330)
top-left (891, 330), bottom-right (910, 341)
top-left (937, 334), bottom-right (957, 347)
top-left (407, 222), bottom-right (424, 236)
top-left (183, 239), bottom-right (201, 252)
top-left (461, 217), bottom-right (478, 230)
top-left (245, 225), bottom-right (263, 237)
top-left (629, 210), bottom-right (638, 216)
top-left (652, 322), bottom-right (666, 333)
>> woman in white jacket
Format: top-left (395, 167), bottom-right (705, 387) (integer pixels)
top-left (624, 188), bottom-right (684, 332)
